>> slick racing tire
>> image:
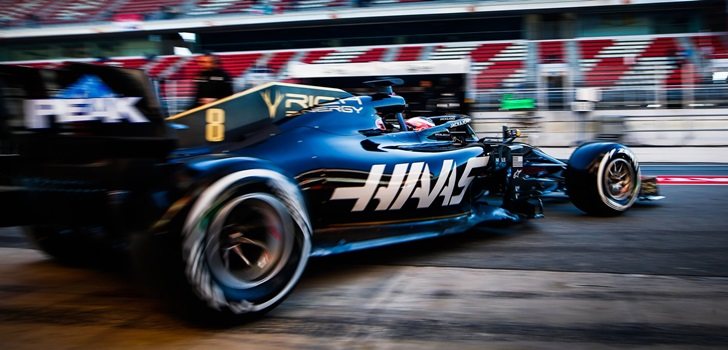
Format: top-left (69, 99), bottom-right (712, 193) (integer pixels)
top-left (565, 143), bottom-right (640, 216)
top-left (151, 170), bottom-right (312, 323)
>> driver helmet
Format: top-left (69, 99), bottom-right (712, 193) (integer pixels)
top-left (406, 116), bottom-right (435, 131)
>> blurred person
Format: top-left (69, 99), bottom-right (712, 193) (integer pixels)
top-left (25, 13), bottom-right (40, 27)
top-left (99, 9), bottom-right (114, 21)
top-left (264, 1), bottom-right (275, 15)
top-left (146, 7), bottom-right (164, 20)
top-left (164, 5), bottom-right (181, 19)
top-left (700, 45), bottom-right (714, 81)
top-left (251, 0), bottom-right (276, 15)
top-left (418, 79), bottom-right (436, 112)
top-left (191, 53), bottom-right (233, 108)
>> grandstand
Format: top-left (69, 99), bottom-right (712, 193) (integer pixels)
top-left (0, 0), bottom-right (429, 26)
top-left (9, 32), bottom-right (725, 109)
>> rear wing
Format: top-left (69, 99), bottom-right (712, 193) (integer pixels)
top-left (0, 62), bottom-right (166, 135)
top-left (166, 82), bottom-right (352, 148)
top-left (0, 63), bottom-right (173, 160)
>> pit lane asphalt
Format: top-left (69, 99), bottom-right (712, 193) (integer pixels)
top-left (1, 164), bottom-right (727, 349)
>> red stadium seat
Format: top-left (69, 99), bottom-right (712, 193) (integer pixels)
top-left (394, 46), bottom-right (423, 61)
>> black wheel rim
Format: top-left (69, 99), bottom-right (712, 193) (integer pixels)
top-left (205, 194), bottom-right (294, 289)
top-left (602, 158), bottom-right (635, 202)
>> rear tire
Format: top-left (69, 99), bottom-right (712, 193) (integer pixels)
top-left (565, 143), bottom-right (640, 216)
top-left (183, 192), bottom-right (309, 320)
top-left (134, 170), bottom-right (312, 324)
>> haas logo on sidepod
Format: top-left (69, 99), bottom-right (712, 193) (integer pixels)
top-left (330, 157), bottom-right (489, 212)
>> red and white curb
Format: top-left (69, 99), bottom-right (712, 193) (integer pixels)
top-left (657, 176), bottom-right (728, 185)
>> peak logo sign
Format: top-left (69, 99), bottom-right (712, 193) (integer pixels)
top-left (25, 97), bottom-right (147, 129)
top-left (330, 157), bottom-right (489, 212)
top-left (23, 75), bottom-right (148, 128)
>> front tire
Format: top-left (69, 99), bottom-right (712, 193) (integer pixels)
top-left (565, 143), bottom-right (640, 216)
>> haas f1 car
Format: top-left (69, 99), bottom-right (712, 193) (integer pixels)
top-left (0, 63), bottom-right (661, 321)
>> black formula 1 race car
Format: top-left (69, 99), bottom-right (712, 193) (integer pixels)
top-left (0, 63), bottom-right (661, 322)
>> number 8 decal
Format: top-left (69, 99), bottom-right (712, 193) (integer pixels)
top-left (206, 108), bottom-right (225, 142)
